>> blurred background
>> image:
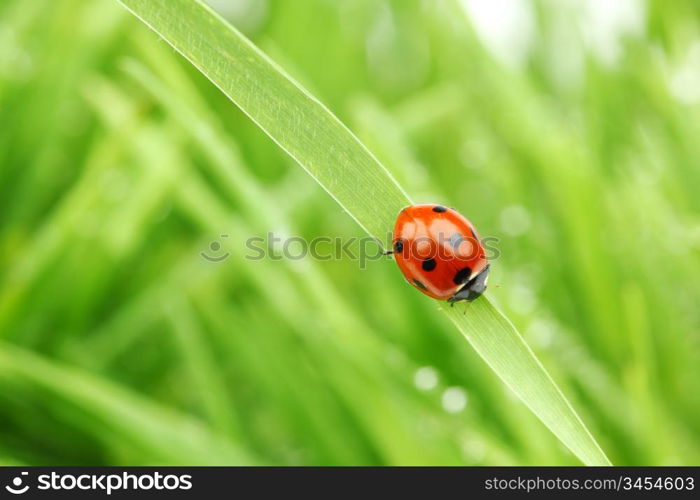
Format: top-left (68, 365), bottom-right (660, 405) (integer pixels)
top-left (1, 0), bottom-right (699, 465)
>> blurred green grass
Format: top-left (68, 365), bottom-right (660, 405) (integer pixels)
top-left (0, 0), bottom-right (699, 465)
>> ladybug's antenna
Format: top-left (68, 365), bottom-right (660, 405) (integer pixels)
top-left (382, 249), bottom-right (394, 256)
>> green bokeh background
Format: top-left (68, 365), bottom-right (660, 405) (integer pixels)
top-left (1, 0), bottom-right (699, 465)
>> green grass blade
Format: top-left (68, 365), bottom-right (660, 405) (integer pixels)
top-left (443, 303), bottom-right (609, 466)
top-left (116, 0), bottom-right (610, 465)
top-left (119, 0), bottom-right (410, 241)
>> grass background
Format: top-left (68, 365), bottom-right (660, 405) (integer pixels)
top-left (1, 0), bottom-right (699, 465)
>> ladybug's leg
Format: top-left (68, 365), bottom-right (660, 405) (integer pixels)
top-left (382, 250), bottom-right (394, 256)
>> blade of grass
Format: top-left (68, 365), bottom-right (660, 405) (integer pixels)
top-left (116, 0), bottom-right (610, 465)
top-left (118, 0), bottom-right (409, 242)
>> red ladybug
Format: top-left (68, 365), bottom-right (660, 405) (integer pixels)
top-left (389, 204), bottom-right (489, 302)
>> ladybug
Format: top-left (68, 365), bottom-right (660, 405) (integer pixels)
top-left (388, 204), bottom-right (490, 303)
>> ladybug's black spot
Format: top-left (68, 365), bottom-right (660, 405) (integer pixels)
top-left (422, 258), bottom-right (437, 272)
top-left (413, 279), bottom-right (428, 291)
top-left (394, 239), bottom-right (404, 253)
top-left (432, 205), bottom-right (448, 213)
top-left (453, 266), bottom-right (472, 285)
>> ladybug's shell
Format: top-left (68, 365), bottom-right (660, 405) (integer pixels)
top-left (392, 204), bottom-right (488, 300)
